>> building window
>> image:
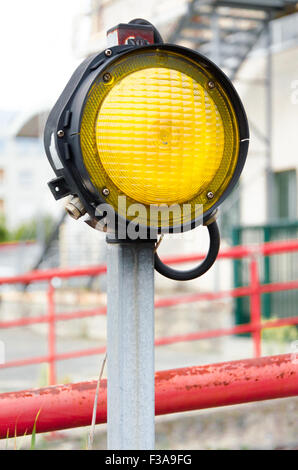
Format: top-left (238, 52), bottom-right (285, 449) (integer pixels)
top-left (273, 170), bottom-right (297, 220)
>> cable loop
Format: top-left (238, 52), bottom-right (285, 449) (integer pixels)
top-left (154, 221), bottom-right (220, 281)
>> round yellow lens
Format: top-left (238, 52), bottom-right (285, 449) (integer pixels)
top-left (80, 48), bottom-right (240, 229)
top-left (95, 68), bottom-right (224, 205)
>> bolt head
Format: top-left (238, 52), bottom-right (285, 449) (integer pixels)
top-left (102, 188), bottom-right (110, 197)
top-left (207, 80), bottom-right (215, 89)
top-left (65, 196), bottom-right (86, 220)
top-left (207, 191), bottom-right (214, 200)
top-left (104, 49), bottom-right (112, 57)
top-left (103, 72), bottom-right (112, 83)
top-left (57, 129), bottom-right (64, 138)
top-left (65, 203), bottom-right (82, 220)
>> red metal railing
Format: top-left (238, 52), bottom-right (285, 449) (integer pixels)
top-left (0, 239), bottom-right (297, 387)
top-left (1, 353), bottom-right (297, 438)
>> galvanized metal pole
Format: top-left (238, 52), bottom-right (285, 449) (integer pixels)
top-left (106, 239), bottom-right (155, 450)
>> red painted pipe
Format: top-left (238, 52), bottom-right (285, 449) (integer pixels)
top-left (0, 354), bottom-right (297, 438)
top-left (0, 264), bottom-right (107, 285)
top-left (1, 316), bottom-right (298, 370)
top-left (0, 239), bottom-right (297, 286)
top-left (250, 258), bottom-right (262, 358)
top-left (1, 281), bottom-right (298, 331)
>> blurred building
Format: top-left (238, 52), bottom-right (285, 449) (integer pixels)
top-left (238, 13), bottom-right (298, 226)
top-left (0, 109), bottom-right (58, 230)
top-left (0, 109), bottom-right (70, 273)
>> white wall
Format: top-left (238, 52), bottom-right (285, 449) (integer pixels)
top-left (0, 136), bottom-right (62, 230)
top-left (236, 40), bottom-right (298, 226)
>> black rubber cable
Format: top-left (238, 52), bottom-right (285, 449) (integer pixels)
top-left (154, 221), bottom-right (220, 281)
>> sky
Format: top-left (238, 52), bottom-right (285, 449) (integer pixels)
top-left (0, 0), bottom-right (86, 112)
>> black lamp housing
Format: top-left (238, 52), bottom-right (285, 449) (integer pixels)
top-left (44, 20), bottom-right (249, 237)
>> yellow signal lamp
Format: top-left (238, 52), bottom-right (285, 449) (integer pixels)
top-left (44, 20), bottom-right (249, 279)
